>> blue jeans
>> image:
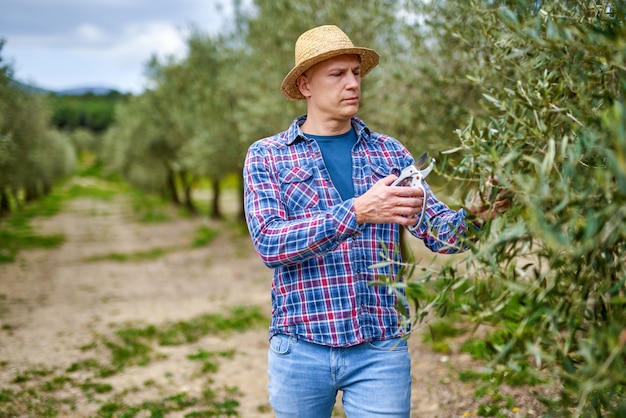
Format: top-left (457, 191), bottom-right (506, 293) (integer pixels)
top-left (268, 334), bottom-right (411, 417)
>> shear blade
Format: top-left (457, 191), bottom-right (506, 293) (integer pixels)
top-left (415, 152), bottom-right (429, 169)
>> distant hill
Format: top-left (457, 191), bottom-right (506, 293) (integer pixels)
top-left (11, 79), bottom-right (125, 96)
top-left (10, 79), bottom-right (52, 95)
top-left (56, 86), bottom-right (121, 96)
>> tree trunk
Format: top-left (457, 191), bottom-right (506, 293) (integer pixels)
top-left (238, 174), bottom-right (246, 222)
top-left (166, 168), bottom-right (180, 205)
top-left (10, 188), bottom-right (21, 210)
top-left (0, 189), bottom-right (10, 217)
top-left (24, 183), bottom-right (38, 202)
top-left (182, 172), bottom-right (197, 215)
top-left (210, 178), bottom-right (222, 219)
top-left (42, 181), bottom-right (52, 196)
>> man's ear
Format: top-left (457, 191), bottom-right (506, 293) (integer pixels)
top-left (297, 75), bottom-right (311, 98)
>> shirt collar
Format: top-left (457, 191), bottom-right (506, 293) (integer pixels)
top-left (285, 115), bottom-right (371, 146)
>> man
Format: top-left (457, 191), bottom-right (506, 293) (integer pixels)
top-left (243, 25), bottom-right (507, 417)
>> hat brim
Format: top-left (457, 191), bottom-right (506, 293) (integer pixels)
top-left (280, 47), bottom-right (380, 101)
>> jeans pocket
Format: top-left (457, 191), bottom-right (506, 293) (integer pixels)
top-left (366, 338), bottom-right (408, 352)
top-left (269, 334), bottom-right (293, 355)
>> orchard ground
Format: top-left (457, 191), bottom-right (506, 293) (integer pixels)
top-left (0, 180), bottom-right (548, 417)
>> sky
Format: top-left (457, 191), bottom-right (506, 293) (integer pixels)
top-left (0, 0), bottom-right (238, 93)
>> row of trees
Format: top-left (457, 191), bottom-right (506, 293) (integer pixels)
top-left (50, 91), bottom-right (129, 133)
top-left (0, 42), bottom-right (128, 216)
top-left (0, 41), bottom-right (76, 215)
top-left (101, 33), bottom-right (246, 216)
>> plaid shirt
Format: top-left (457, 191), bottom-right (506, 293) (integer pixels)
top-left (244, 116), bottom-right (468, 347)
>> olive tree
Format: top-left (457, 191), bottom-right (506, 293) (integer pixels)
top-left (176, 31), bottom-right (246, 218)
top-left (0, 41), bottom-right (75, 214)
top-left (101, 31), bottom-right (247, 217)
top-left (385, 1), bottom-right (626, 415)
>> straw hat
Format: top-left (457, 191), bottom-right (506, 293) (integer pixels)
top-left (280, 25), bottom-right (380, 101)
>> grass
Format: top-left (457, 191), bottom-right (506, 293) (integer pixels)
top-left (187, 349), bottom-right (236, 374)
top-left (0, 228), bottom-right (65, 263)
top-left (191, 225), bottom-right (219, 248)
top-left (84, 247), bottom-right (172, 263)
top-left (422, 317), bottom-right (468, 354)
top-left (1, 305), bottom-right (267, 417)
top-left (129, 189), bottom-right (172, 223)
top-left (111, 306), bottom-right (266, 359)
top-left (95, 389), bottom-right (238, 418)
top-left (0, 171), bottom-right (220, 265)
top-left (82, 223), bottom-right (220, 263)
top-left (0, 171), bottom-right (126, 263)
top-left (0, 191), bottom-right (66, 263)
top-left (65, 358), bottom-right (117, 379)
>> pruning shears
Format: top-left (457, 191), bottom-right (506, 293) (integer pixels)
top-left (391, 153), bottom-right (436, 231)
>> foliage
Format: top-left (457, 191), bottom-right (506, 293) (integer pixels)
top-left (364, 0), bottom-right (485, 161)
top-left (100, 31), bottom-right (246, 217)
top-left (0, 41), bottom-right (77, 216)
top-left (48, 90), bottom-right (129, 133)
top-left (388, 1), bottom-right (626, 416)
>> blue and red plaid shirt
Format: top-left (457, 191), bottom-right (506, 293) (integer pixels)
top-left (244, 116), bottom-right (469, 347)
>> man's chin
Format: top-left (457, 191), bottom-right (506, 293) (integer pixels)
top-left (342, 102), bottom-right (360, 116)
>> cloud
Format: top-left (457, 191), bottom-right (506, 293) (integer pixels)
top-left (102, 21), bottom-right (188, 72)
top-left (3, 21), bottom-right (188, 92)
top-left (75, 23), bottom-right (109, 45)
top-left (0, 0), bottom-right (235, 92)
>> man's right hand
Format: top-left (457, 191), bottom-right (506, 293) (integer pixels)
top-left (354, 175), bottom-right (425, 226)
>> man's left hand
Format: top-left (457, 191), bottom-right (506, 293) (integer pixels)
top-left (467, 177), bottom-right (513, 224)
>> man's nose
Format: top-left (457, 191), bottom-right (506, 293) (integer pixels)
top-left (346, 73), bottom-right (360, 88)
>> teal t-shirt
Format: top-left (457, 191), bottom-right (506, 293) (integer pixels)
top-left (307, 128), bottom-right (356, 201)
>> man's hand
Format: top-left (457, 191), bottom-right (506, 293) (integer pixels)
top-left (467, 177), bottom-right (512, 224)
top-left (354, 175), bottom-right (425, 226)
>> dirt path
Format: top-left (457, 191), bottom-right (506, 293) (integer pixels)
top-left (0, 190), bottom-right (542, 417)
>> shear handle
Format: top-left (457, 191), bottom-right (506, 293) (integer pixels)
top-left (390, 158), bottom-right (436, 231)
top-left (390, 158), bottom-right (435, 187)
top-left (391, 165), bottom-right (420, 186)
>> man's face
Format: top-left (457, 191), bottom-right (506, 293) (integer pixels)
top-left (299, 54), bottom-right (362, 119)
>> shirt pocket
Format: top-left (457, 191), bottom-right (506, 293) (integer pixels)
top-left (371, 165), bottom-right (396, 183)
top-left (279, 165), bottom-right (320, 216)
